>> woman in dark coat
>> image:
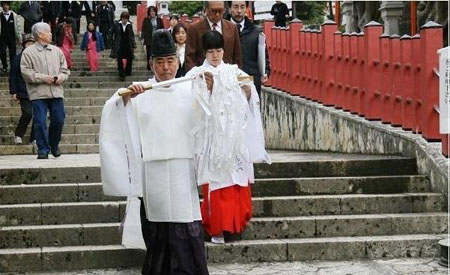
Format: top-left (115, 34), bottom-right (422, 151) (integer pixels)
top-left (141, 6), bottom-right (164, 71)
top-left (110, 11), bottom-right (136, 81)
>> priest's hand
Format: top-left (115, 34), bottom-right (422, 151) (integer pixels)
top-left (122, 84), bottom-right (145, 105)
top-left (204, 72), bottom-right (214, 92)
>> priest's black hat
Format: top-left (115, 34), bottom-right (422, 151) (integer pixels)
top-left (151, 29), bottom-right (177, 57)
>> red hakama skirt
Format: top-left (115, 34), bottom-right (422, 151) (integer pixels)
top-left (201, 184), bottom-right (252, 236)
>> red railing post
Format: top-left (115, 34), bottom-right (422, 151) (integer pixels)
top-left (390, 34), bottom-right (402, 127)
top-left (419, 21), bottom-right (443, 141)
top-left (380, 34), bottom-right (391, 124)
top-left (305, 30), bottom-right (312, 99)
top-left (321, 20), bottom-right (338, 106)
top-left (400, 35), bottom-right (415, 130)
top-left (363, 21), bottom-right (383, 120)
top-left (342, 33), bottom-right (351, 111)
top-left (411, 33), bottom-right (422, 133)
top-left (290, 19), bottom-right (303, 95)
top-left (181, 14), bottom-right (189, 24)
top-left (311, 30), bottom-right (320, 101)
top-left (263, 20), bottom-right (275, 87)
top-left (272, 26), bottom-right (280, 89)
top-left (192, 14), bottom-right (201, 23)
top-left (442, 135), bottom-right (449, 157)
top-left (357, 32), bottom-right (365, 116)
top-left (281, 27), bottom-right (289, 92)
top-left (349, 32), bottom-right (359, 114)
top-left (299, 29), bottom-right (306, 97)
top-left (334, 31), bottom-right (343, 109)
top-left (162, 15), bottom-right (170, 29)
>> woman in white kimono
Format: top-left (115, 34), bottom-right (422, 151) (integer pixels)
top-left (186, 31), bottom-right (270, 244)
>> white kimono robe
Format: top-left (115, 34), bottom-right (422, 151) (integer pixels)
top-left (186, 60), bottom-right (271, 192)
top-left (99, 78), bottom-right (201, 249)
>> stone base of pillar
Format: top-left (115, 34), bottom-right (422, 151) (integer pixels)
top-left (439, 239), bottom-right (449, 267)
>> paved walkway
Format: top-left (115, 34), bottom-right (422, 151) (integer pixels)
top-left (9, 258), bottom-right (448, 275)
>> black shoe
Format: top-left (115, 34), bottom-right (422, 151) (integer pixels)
top-left (120, 76), bottom-right (125, 81)
top-left (37, 153), bottom-right (48, 159)
top-left (51, 148), bottom-right (61, 158)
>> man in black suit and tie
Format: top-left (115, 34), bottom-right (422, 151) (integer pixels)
top-left (19, 1), bottom-right (42, 34)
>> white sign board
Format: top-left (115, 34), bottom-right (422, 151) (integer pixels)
top-left (438, 46), bottom-right (450, 134)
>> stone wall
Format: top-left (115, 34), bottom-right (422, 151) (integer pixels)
top-left (262, 87), bottom-right (449, 204)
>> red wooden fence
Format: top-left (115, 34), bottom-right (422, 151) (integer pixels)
top-left (263, 19), bottom-right (448, 157)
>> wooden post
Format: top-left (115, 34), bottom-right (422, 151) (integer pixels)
top-left (335, 1), bottom-right (340, 26)
top-left (410, 1), bottom-right (417, 35)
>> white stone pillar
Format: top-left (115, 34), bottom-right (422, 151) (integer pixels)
top-left (379, 1), bottom-right (404, 35)
top-left (341, 1), bottom-right (354, 33)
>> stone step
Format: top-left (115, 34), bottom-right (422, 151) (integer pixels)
top-left (0, 154), bottom-right (420, 183)
top-left (0, 194), bottom-right (443, 227)
top-left (0, 97), bottom-right (109, 108)
top-left (0, 106), bottom-right (103, 116)
top-left (0, 71), bottom-right (151, 79)
top-left (0, 245), bottom-right (144, 273)
top-left (68, 71), bottom-right (150, 77)
top-left (0, 88), bottom-right (118, 98)
top-left (69, 67), bottom-right (148, 72)
top-left (0, 123), bottom-right (100, 136)
top-left (0, 134), bottom-right (99, 145)
top-left (0, 81), bottom-right (135, 91)
top-left (0, 234), bottom-right (445, 272)
top-left (0, 144), bottom-right (98, 155)
top-left (0, 114), bottom-right (100, 126)
top-left (206, 234), bottom-right (446, 263)
top-left (1, 176), bottom-right (430, 205)
top-left (1, 213), bottom-right (447, 249)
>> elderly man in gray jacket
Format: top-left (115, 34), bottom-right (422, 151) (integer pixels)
top-left (21, 22), bottom-right (70, 159)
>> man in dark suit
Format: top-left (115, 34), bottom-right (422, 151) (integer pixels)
top-left (41, 1), bottom-right (61, 34)
top-left (82, 1), bottom-right (97, 23)
top-left (96, 1), bottom-right (115, 49)
top-left (185, 1), bottom-right (241, 71)
top-left (18, 1), bottom-right (42, 34)
top-left (270, 1), bottom-right (289, 27)
top-left (0, 1), bottom-right (21, 74)
top-left (61, 1), bottom-right (82, 34)
top-left (228, 1), bottom-right (270, 95)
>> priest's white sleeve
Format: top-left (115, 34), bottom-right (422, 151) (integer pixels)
top-left (99, 90), bottom-right (143, 197)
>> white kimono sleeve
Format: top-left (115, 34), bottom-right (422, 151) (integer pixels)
top-left (99, 90), bottom-right (143, 197)
top-left (243, 75), bottom-right (271, 164)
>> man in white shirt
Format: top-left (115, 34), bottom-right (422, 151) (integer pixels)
top-left (100, 30), bottom-right (210, 275)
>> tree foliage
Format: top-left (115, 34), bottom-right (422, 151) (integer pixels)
top-left (169, 1), bottom-right (203, 17)
top-left (295, 1), bottom-right (328, 27)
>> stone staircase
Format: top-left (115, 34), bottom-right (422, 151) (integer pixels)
top-left (0, 42), bottom-right (148, 155)
top-left (0, 35), bottom-right (447, 273)
top-left (0, 152), bottom-right (447, 272)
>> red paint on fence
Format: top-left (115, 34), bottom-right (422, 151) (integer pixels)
top-left (262, 20), bottom-right (444, 153)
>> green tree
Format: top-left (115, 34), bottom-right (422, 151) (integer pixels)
top-left (295, 1), bottom-right (328, 27)
top-left (169, 1), bottom-right (203, 16)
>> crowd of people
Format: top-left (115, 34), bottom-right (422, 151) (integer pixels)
top-left (3, 1), bottom-right (282, 274)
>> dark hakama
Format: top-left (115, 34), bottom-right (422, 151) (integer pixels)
top-left (140, 199), bottom-right (209, 275)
